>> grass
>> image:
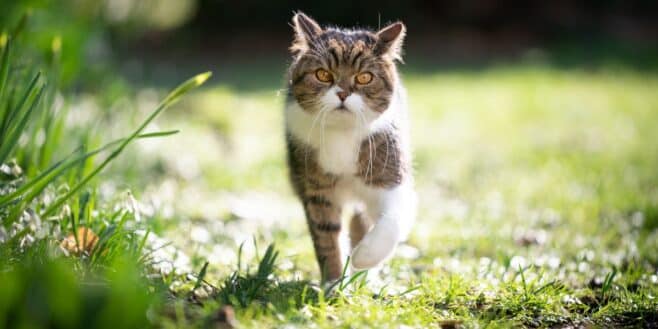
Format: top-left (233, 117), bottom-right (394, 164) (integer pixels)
top-left (141, 64), bottom-right (658, 328)
top-left (0, 33), bottom-right (209, 328)
top-left (1, 24), bottom-right (658, 328)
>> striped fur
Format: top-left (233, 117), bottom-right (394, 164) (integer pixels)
top-left (285, 12), bottom-right (416, 282)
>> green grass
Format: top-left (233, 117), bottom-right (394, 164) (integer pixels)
top-left (1, 26), bottom-right (658, 328)
top-left (0, 33), bottom-right (210, 329)
top-left (141, 64), bottom-right (657, 328)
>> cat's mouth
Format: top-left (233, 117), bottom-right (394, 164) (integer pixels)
top-left (335, 104), bottom-right (350, 111)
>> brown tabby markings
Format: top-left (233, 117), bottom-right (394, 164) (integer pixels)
top-left (356, 127), bottom-right (408, 188)
top-left (288, 30), bottom-right (396, 114)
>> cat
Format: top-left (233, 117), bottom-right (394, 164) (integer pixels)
top-left (285, 12), bottom-right (417, 282)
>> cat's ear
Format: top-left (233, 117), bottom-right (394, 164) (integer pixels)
top-left (375, 22), bottom-right (406, 62)
top-left (291, 12), bottom-right (322, 54)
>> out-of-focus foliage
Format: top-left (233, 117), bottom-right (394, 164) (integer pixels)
top-left (102, 0), bottom-right (197, 32)
top-left (0, 0), bottom-right (198, 87)
top-left (0, 1), bottom-right (105, 86)
top-left (0, 252), bottom-right (155, 329)
top-left (0, 12), bottom-right (208, 328)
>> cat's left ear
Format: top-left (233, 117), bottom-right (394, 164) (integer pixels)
top-left (291, 12), bottom-right (322, 54)
top-left (375, 22), bottom-right (406, 62)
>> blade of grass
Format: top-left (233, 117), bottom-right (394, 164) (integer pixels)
top-left (38, 100), bottom-right (67, 170)
top-left (77, 191), bottom-right (90, 224)
top-left (256, 244), bottom-right (278, 279)
top-left (136, 230), bottom-right (150, 259)
top-left (0, 71), bottom-right (40, 139)
top-left (338, 256), bottom-right (352, 290)
top-left (0, 130), bottom-right (179, 208)
top-left (193, 262), bottom-right (209, 291)
top-left (0, 39), bottom-right (9, 103)
top-left (340, 270), bottom-right (367, 292)
top-left (325, 257), bottom-right (353, 293)
top-left (0, 74), bottom-right (43, 163)
top-left (602, 268), bottom-right (617, 298)
top-left (0, 87), bottom-right (16, 140)
top-left (41, 72), bottom-right (210, 217)
top-left (237, 241), bottom-right (245, 272)
top-left (11, 13), bottom-right (29, 39)
top-left (398, 284), bottom-right (421, 297)
top-left (519, 264), bottom-right (529, 301)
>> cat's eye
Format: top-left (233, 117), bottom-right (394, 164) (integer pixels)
top-left (315, 69), bottom-right (333, 83)
top-left (355, 72), bottom-right (373, 85)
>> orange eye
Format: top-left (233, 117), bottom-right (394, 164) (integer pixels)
top-left (315, 69), bottom-right (333, 82)
top-left (355, 72), bottom-right (373, 84)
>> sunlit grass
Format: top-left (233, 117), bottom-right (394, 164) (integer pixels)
top-left (130, 64), bottom-right (658, 327)
top-left (2, 32), bottom-right (657, 327)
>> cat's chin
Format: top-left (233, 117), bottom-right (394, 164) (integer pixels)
top-left (324, 109), bottom-right (364, 128)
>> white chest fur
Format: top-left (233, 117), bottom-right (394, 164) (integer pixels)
top-left (285, 103), bottom-right (367, 176)
top-left (316, 129), bottom-right (361, 175)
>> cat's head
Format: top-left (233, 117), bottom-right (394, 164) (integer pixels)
top-left (288, 12), bottom-right (405, 124)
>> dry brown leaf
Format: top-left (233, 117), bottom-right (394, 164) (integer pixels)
top-left (60, 227), bottom-right (99, 255)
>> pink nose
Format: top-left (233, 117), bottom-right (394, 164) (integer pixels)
top-left (336, 91), bottom-right (350, 101)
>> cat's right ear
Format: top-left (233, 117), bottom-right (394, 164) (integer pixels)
top-left (374, 22), bottom-right (406, 62)
top-left (291, 12), bottom-right (322, 54)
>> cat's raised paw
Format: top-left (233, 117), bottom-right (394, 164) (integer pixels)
top-left (351, 241), bottom-right (390, 270)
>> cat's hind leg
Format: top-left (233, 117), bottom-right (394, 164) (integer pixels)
top-left (349, 209), bottom-right (372, 250)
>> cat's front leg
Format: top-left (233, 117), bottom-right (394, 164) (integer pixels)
top-left (351, 182), bottom-right (416, 270)
top-left (303, 192), bottom-right (344, 282)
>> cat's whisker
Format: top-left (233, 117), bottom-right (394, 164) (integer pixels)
top-left (356, 109), bottom-right (374, 183)
top-left (382, 124), bottom-right (391, 176)
top-left (366, 116), bottom-right (375, 183)
top-left (364, 113), bottom-right (374, 183)
top-left (319, 105), bottom-right (330, 160)
top-left (356, 111), bottom-right (366, 181)
top-left (353, 109), bottom-right (366, 178)
top-left (304, 105), bottom-right (326, 174)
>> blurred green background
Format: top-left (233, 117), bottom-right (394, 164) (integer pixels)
top-left (1, 0), bottom-right (657, 328)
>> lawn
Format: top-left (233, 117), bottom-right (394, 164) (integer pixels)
top-left (1, 32), bottom-right (658, 327)
top-left (149, 65), bottom-right (658, 328)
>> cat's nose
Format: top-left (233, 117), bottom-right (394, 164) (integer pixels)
top-left (336, 90), bottom-right (350, 101)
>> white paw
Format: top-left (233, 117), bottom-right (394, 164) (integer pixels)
top-left (351, 243), bottom-right (378, 270)
top-left (351, 225), bottom-right (399, 270)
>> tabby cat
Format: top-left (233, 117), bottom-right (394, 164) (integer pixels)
top-left (285, 12), bottom-right (416, 282)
